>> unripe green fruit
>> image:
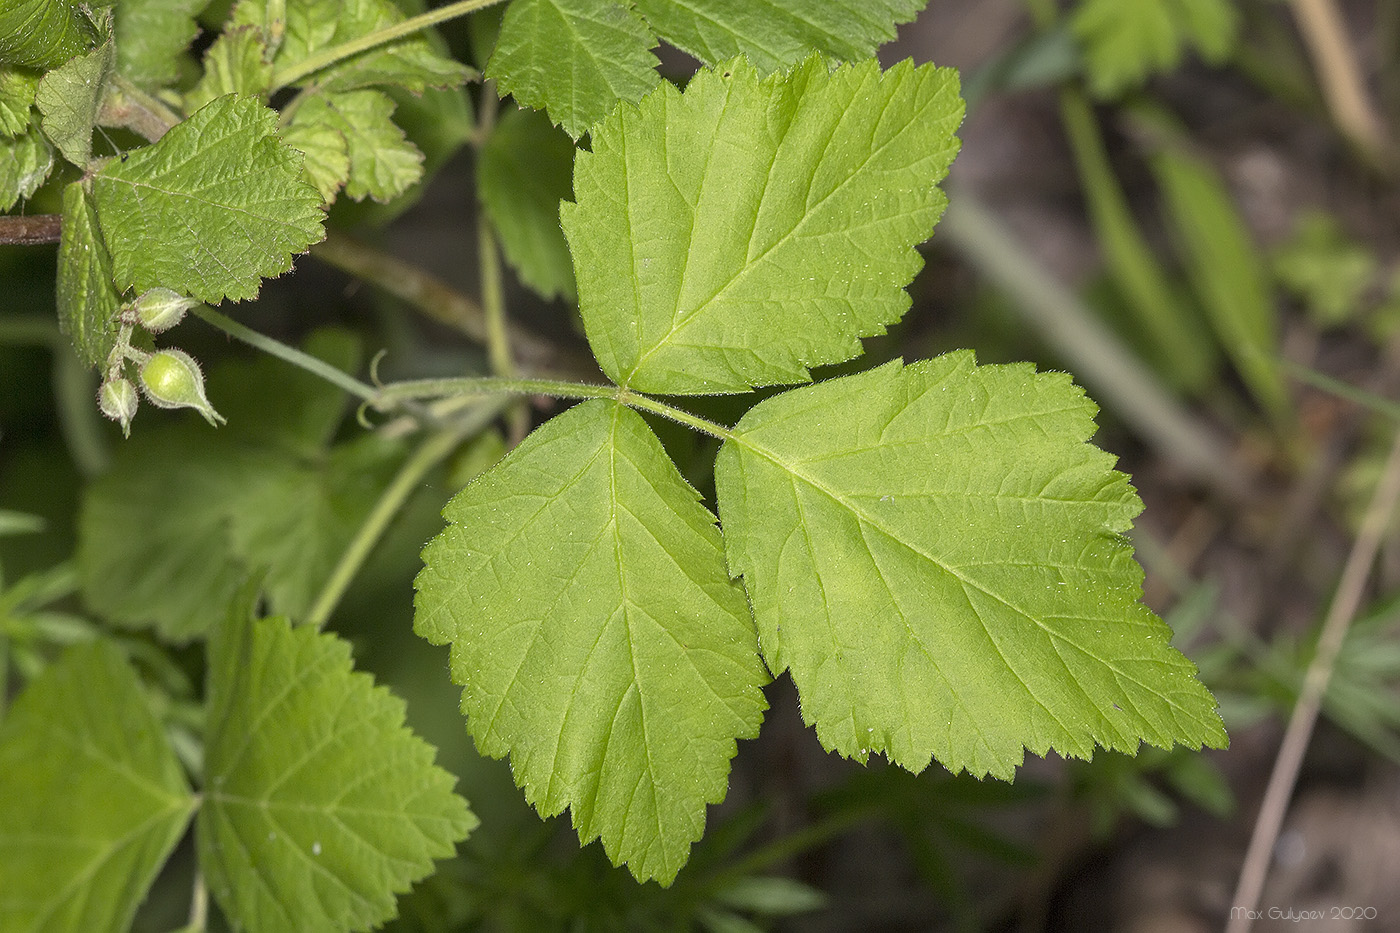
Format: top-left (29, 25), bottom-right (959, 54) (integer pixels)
top-left (139, 349), bottom-right (225, 426)
top-left (98, 377), bottom-right (138, 437)
top-left (129, 287), bottom-right (196, 333)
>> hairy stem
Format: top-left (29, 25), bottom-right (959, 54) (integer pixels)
top-left (376, 376), bottom-right (736, 440)
top-left (191, 305), bottom-right (379, 401)
top-left (101, 74), bottom-right (180, 142)
top-left (1228, 428), bottom-right (1400, 930)
top-left (306, 399), bottom-right (508, 629)
top-left (271, 0), bottom-right (505, 90)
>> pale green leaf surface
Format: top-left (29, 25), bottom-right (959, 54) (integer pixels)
top-left (232, 0), bottom-right (471, 93)
top-left (0, 67), bottom-right (39, 137)
top-left (281, 117), bottom-right (351, 204)
top-left (78, 332), bottom-right (401, 639)
top-left (200, 613), bottom-right (475, 933)
top-left (633, 0), bottom-right (923, 72)
top-left (35, 38), bottom-right (113, 164)
top-left (415, 400), bottom-right (769, 883)
top-left (1072, 0), bottom-right (1237, 98)
top-left (0, 123), bottom-right (54, 211)
top-left (488, 0), bottom-right (659, 140)
top-left (91, 94), bottom-right (324, 303)
top-left (0, 641), bottom-right (195, 933)
top-left (714, 354), bottom-right (1226, 779)
top-left (562, 57), bottom-right (963, 394)
top-left (0, 0), bottom-right (97, 71)
top-left (478, 105), bottom-right (576, 301)
top-left (186, 26), bottom-right (274, 113)
top-left (114, 0), bottom-right (209, 87)
top-left (55, 181), bottom-right (121, 368)
top-left (290, 89), bottom-right (422, 203)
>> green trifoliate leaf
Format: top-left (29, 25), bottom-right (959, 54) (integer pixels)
top-left (232, 0), bottom-right (472, 94)
top-left (0, 0), bottom-right (98, 71)
top-left (35, 38), bottom-right (113, 165)
top-left (78, 331), bottom-right (402, 639)
top-left (55, 181), bottom-right (121, 368)
top-left (0, 641), bottom-right (196, 933)
top-left (631, 0), bottom-right (923, 71)
top-left (185, 26), bottom-right (274, 113)
top-left (201, 612), bottom-right (476, 933)
top-left (415, 400), bottom-right (769, 884)
top-left (478, 105), bottom-right (577, 302)
top-left (91, 93), bottom-right (324, 303)
top-left (562, 56), bottom-right (963, 394)
top-left (0, 122), bottom-right (54, 211)
top-left (289, 89), bottom-right (423, 202)
top-left (714, 354), bottom-right (1226, 779)
top-left (488, 0), bottom-right (660, 141)
top-left (0, 67), bottom-right (40, 137)
top-left (1073, 0), bottom-right (1237, 98)
top-left (113, 0), bottom-right (209, 87)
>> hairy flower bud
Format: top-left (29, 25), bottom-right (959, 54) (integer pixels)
top-left (139, 349), bottom-right (225, 426)
top-left (129, 287), bottom-right (197, 333)
top-left (98, 377), bottom-right (138, 437)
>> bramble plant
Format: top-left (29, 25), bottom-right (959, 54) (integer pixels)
top-left (0, 0), bottom-right (1227, 929)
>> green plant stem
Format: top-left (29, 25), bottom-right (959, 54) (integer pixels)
top-left (270, 0), bottom-right (504, 90)
top-left (101, 74), bottom-right (180, 142)
top-left (375, 376), bottom-right (736, 440)
top-left (938, 190), bottom-right (1252, 501)
top-left (1022, 0), bottom-right (1059, 30)
top-left (191, 305), bottom-right (378, 401)
top-left (305, 400), bottom-right (509, 628)
top-left (1227, 427), bottom-right (1400, 932)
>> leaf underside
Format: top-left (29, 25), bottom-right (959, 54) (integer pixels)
top-left (415, 400), bottom-right (769, 884)
top-left (200, 612), bottom-right (476, 933)
top-left (55, 181), bottom-right (121, 368)
top-left (715, 353), bottom-right (1227, 779)
top-left (0, 642), bottom-right (195, 933)
top-left (562, 56), bottom-right (964, 394)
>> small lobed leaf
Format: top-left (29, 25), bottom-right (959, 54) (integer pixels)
top-left (0, 122), bottom-right (54, 212)
top-left (289, 89), bottom-right (423, 203)
top-left (488, 0), bottom-right (660, 141)
top-left (714, 353), bottom-right (1227, 779)
top-left (185, 26), bottom-right (275, 113)
top-left (1072, 0), bottom-right (1238, 98)
top-left (200, 611), bottom-right (476, 933)
top-left (478, 105), bottom-right (577, 302)
top-left (114, 0), bottom-right (209, 87)
top-left (0, 641), bottom-right (196, 933)
top-left (415, 400), bottom-right (769, 884)
top-left (562, 56), bottom-right (963, 394)
top-left (233, 0), bottom-right (472, 94)
top-left (91, 93), bottom-right (325, 303)
top-left (0, 67), bottom-right (40, 137)
top-left (55, 181), bottom-right (121, 368)
top-left (35, 38), bottom-right (113, 165)
top-left (0, 0), bottom-right (98, 71)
